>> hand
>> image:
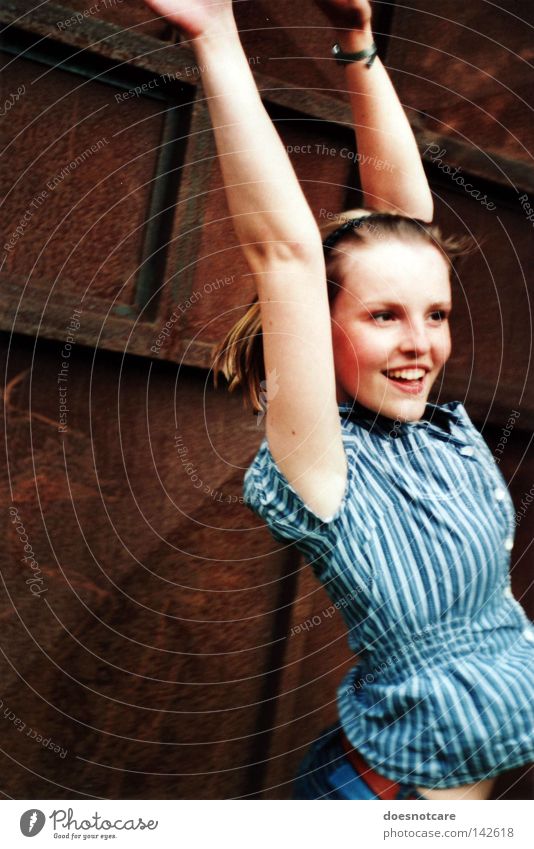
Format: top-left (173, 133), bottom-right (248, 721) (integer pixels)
top-left (141, 0), bottom-right (235, 38)
top-left (315, 0), bottom-right (373, 33)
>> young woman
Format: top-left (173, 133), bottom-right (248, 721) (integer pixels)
top-left (142, 0), bottom-right (534, 800)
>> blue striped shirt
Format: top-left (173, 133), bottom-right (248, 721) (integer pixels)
top-left (243, 399), bottom-right (534, 788)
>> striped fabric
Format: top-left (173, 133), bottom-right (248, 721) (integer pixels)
top-left (243, 399), bottom-right (534, 789)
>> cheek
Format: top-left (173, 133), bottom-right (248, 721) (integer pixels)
top-left (436, 327), bottom-right (452, 364)
top-left (332, 321), bottom-right (354, 364)
top-left (351, 326), bottom-right (392, 368)
top-left (332, 325), bottom-right (386, 377)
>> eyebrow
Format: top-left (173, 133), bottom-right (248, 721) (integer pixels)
top-left (362, 301), bottom-right (452, 311)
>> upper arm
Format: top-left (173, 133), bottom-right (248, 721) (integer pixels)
top-left (251, 250), bottom-right (348, 521)
top-left (362, 194), bottom-right (434, 224)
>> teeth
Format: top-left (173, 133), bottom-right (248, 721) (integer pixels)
top-left (387, 369), bottom-right (426, 380)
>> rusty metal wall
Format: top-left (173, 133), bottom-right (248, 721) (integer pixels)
top-left (0, 0), bottom-right (532, 800)
top-left (1, 332), bottom-right (299, 798)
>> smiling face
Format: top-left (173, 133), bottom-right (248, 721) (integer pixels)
top-left (330, 239), bottom-right (452, 422)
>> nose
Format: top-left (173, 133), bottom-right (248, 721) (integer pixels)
top-left (398, 318), bottom-right (431, 356)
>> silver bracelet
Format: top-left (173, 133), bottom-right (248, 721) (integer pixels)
top-left (332, 41), bottom-right (378, 69)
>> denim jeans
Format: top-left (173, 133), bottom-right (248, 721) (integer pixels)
top-left (292, 722), bottom-right (427, 800)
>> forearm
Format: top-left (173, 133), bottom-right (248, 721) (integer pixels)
top-left (192, 22), bottom-right (322, 262)
top-left (339, 28), bottom-right (433, 221)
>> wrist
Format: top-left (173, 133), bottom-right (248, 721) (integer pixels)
top-left (191, 16), bottom-right (240, 60)
top-left (336, 26), bottom-right (374, 54)
top-left (190, 13), bottom-right (238, 48)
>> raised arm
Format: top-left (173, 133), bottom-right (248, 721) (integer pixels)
top-left (143, 0), bottom-right (323, 262)
top-left (141, 0), bottom-right (348, 520)
top-left (318, 0), bottom-right (433, 221)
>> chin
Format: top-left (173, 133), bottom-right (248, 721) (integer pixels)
top-left (377, 394), bottom-right (428, 423)
top-left (393, 398), bottom-right (427, 422)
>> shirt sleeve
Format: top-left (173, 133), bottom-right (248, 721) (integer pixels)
top-left (243, 436), bottom-right (355, 551)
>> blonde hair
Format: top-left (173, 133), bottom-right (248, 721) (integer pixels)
top-left (212, 210), bottom-right (473, 413)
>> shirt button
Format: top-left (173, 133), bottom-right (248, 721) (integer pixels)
top-left (494, 488), bottom-right (506, 501)
top-left (459, 445), bottom-right (475, 457)
top-left (523, 629), bottom-right (534, 644)
top-left (504, 537), bottom-right (514, 551)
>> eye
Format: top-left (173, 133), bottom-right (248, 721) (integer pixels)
top-left (429, 310), bottom-right (449, 322)
top-left (372, 311), bottom-right (396, 323)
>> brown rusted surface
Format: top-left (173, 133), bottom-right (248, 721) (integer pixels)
top-left (234, 0), bottom-right (346, 100)
top-left (1, 1), bottom-right (178, 62)
top-left (259, 565), bottom-right (355, 799)
top-left (57, 0), bottom-right (177, 41)
top-left (0, 333), bottom-right (302, 798)
top-left (1, 2), bottom-right (533, 802)
top-left (0, 276), bottom-right (152, 357)
top-left (234, 0), bottom-right (397, 103)
top-left (153, 89), bottom-right (252, 355)
top-left (2, 2), bottom-right (532, 194)
top-left (430, 185), bottom-right (534, 420)
top-left (387, 0), bottom-right (534, 166)
top-left (0, 53), bottom-right (169, 305)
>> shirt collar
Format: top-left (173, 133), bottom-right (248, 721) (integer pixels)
top-left (338, 398), bottom-right (464, 437)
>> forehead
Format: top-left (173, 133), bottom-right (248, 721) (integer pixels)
top-left (333, 240), bottom-right (451, 307)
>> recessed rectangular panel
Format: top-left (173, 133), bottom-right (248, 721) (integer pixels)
top-left (1, 51), bottom-right (168, 305)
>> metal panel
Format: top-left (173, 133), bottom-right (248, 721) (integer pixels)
top-left (0, 338), bottom-right (298, 798)
top-left (0, 56), bottom-right (159, 306)
top-left (1, 1), bottom-right (533, 802)
top-left (387, 0), bottom-right (534, 166)
top-left (53, 0), bottom-right (177, 41)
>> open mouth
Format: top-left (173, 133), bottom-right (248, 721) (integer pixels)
top-left (383, 368), bottom-right (428, 395)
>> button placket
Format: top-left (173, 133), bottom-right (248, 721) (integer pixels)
top-left (459, 444), bottom-right (475, 457)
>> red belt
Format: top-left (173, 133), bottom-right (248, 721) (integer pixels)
top-left (340, 731), bottom-right (414, 800)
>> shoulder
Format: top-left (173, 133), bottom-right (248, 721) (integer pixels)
top-left (243, 437), bottom-right (329, 545)
top-left (245, 410), bottom-right (365, 498)
top-left (243, 417), bottom-right (368, 546)
top-left (244, 430), bottom-right (354, 517)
